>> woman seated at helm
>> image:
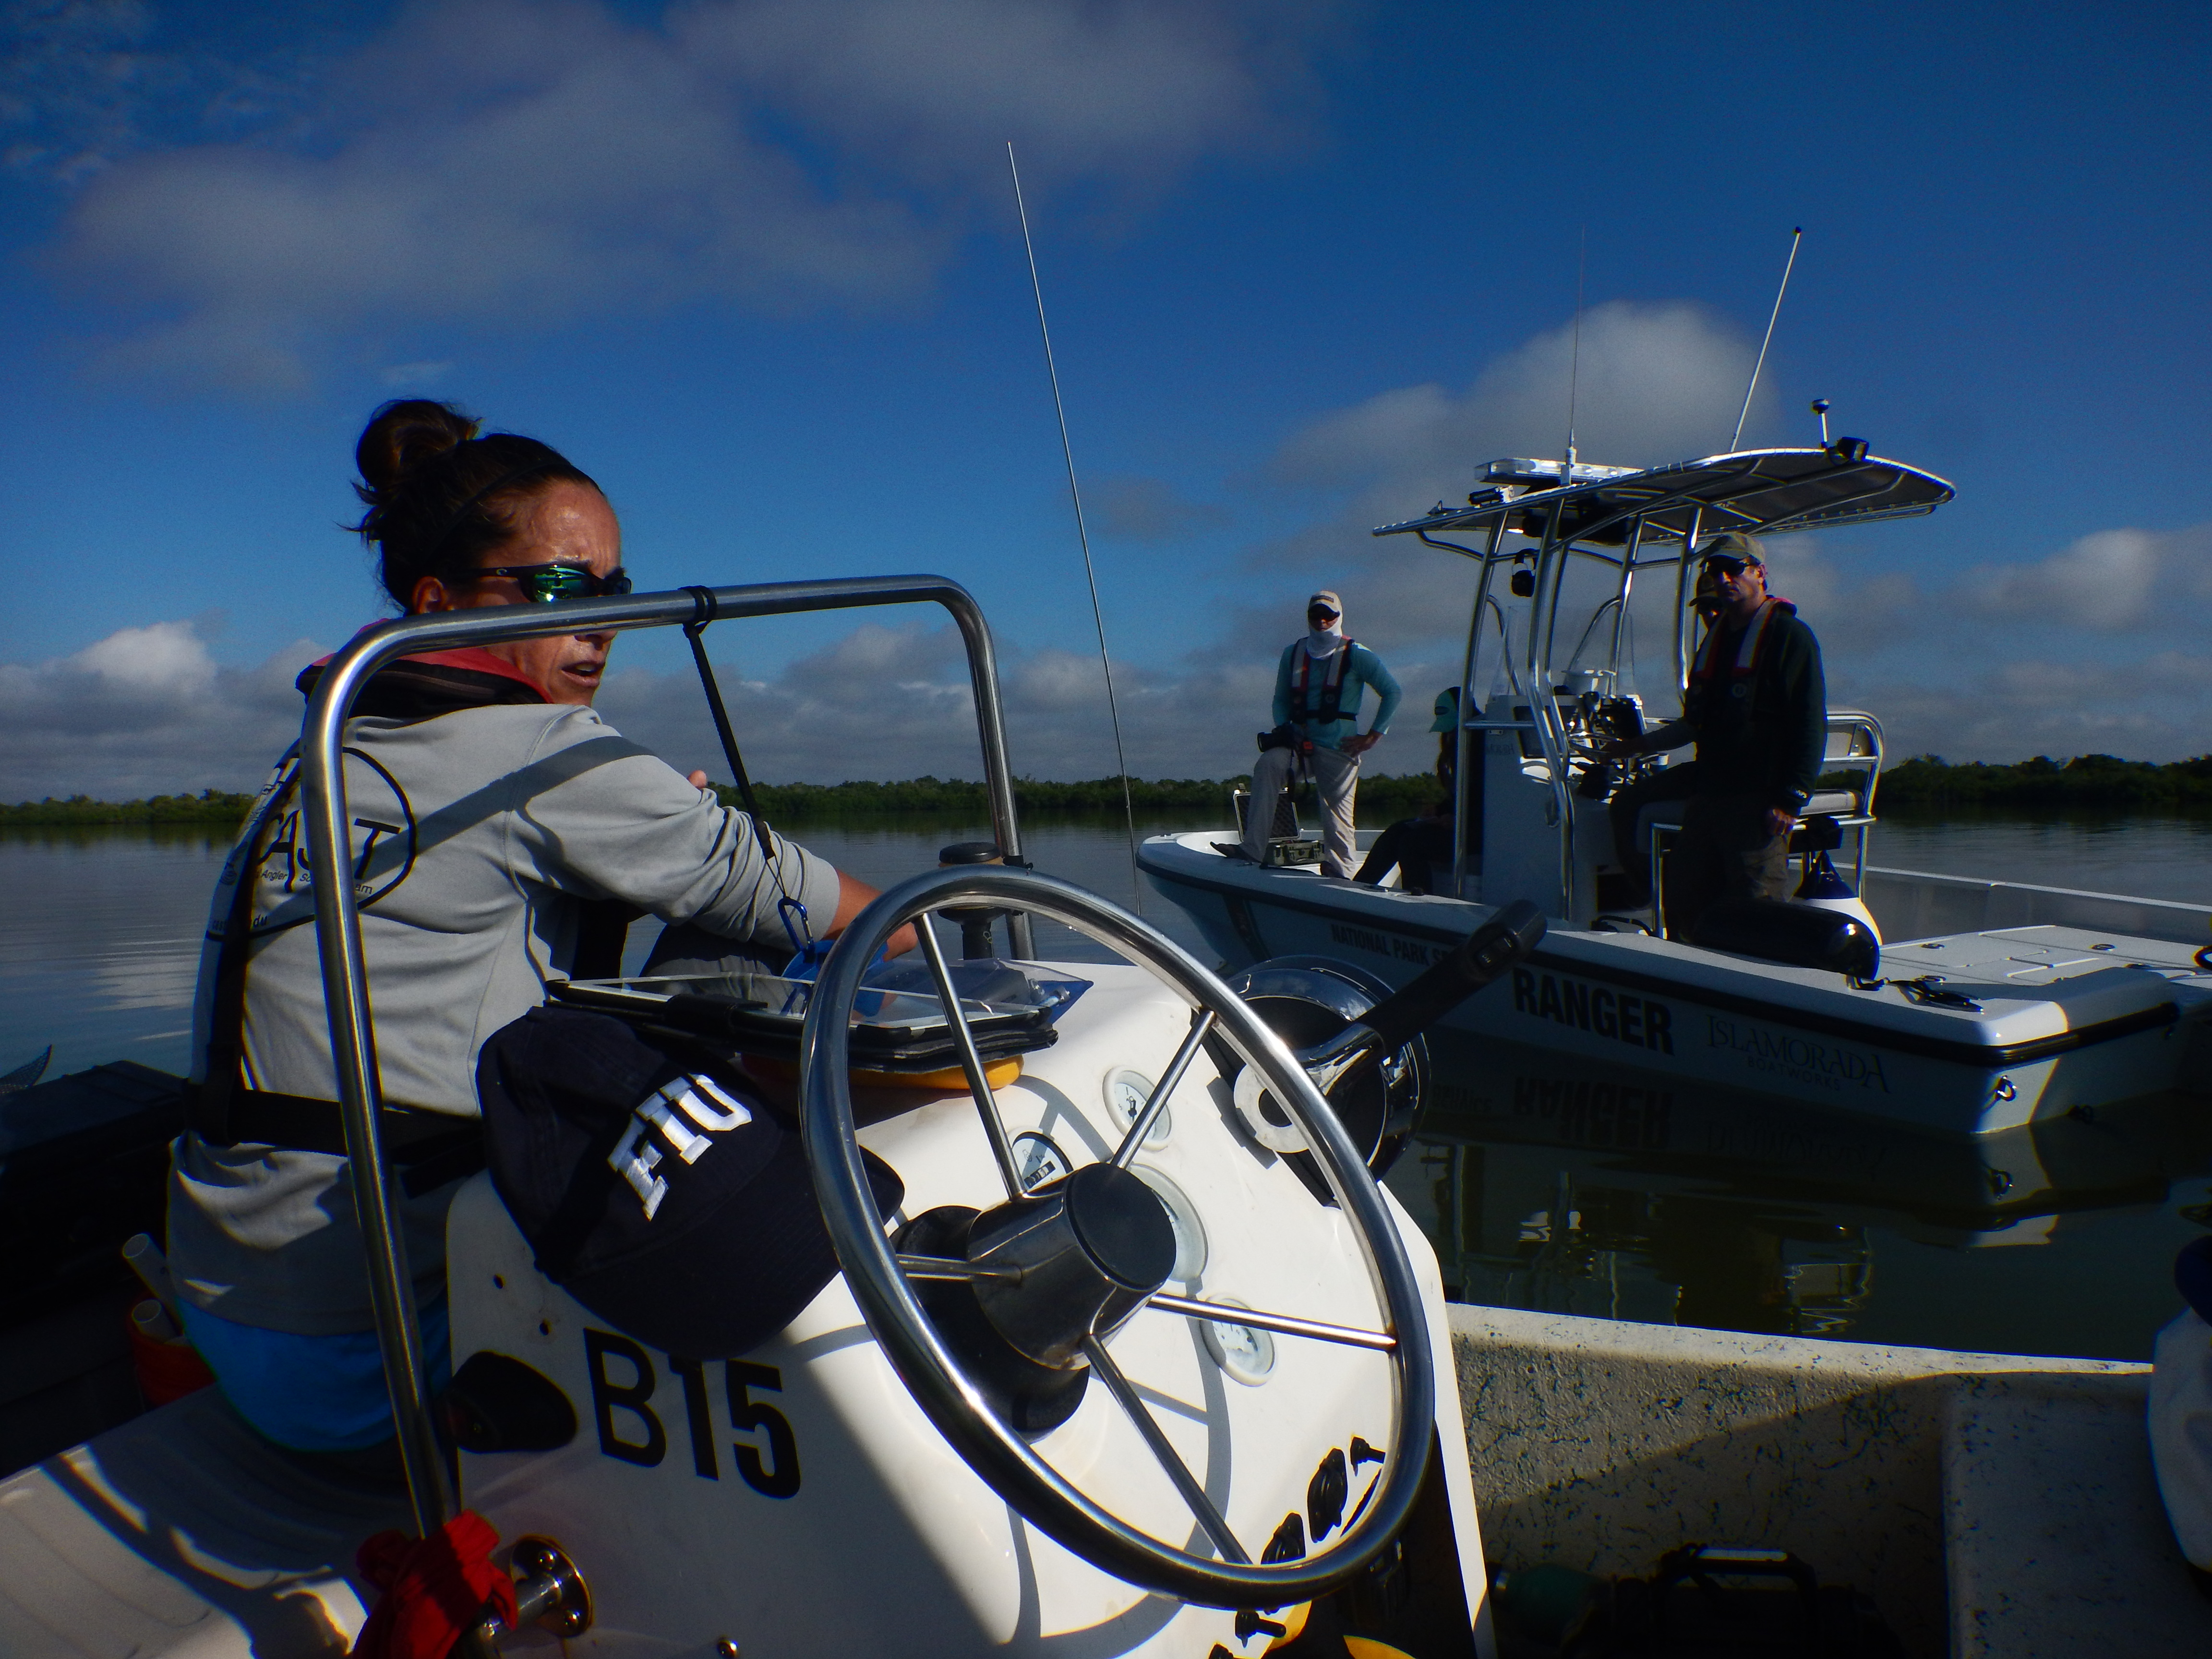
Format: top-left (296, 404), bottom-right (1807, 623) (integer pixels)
top-left (168, 399), bottom-right (911, 1468)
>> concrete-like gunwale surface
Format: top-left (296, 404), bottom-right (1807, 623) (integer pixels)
top-left (1449, 1304), bottom-right (2200, 1658)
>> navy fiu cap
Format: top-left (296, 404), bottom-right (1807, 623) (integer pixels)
top-left (479, 1005), bottom-right (902, 1358)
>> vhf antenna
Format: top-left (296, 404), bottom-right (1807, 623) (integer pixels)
top-left (1006, 142), bottom-right (1142, 912)
top-left (1730, 226), bottom-right (1803, 451)
top-left (1563, 226), bottom-right (1587, 474)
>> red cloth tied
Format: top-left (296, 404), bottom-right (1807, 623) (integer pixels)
top-left (350, 1511), bottom-right (517, 1659)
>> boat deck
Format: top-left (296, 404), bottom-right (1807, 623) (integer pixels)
top-left (0, 1387), bottom-right (398, 1659)
top-left (5, 1316), bottom-right (2202, 1658)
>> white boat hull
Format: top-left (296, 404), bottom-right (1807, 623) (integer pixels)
top-left (1140, 834), bottom-right (2212, 1136)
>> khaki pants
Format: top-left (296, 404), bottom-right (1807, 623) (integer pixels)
top-left (1245, 745), bottom-right (1359, 877)
top-left (1664, 793), bottom-right (1791, 940)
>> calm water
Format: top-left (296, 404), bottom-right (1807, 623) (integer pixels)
top-left (6, 814), bottom-right (2211, 1362)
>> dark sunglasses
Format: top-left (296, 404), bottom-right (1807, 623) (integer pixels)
top-left (1308, 606), bottom-right (1340, 621)
top-left (464, 563), bottom-right (633, 602)
top-left (1701, 555), bottom-right (1756, 578)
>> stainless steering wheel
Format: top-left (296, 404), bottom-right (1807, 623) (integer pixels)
top-left (799, 866), bottom-right (1436, 1609)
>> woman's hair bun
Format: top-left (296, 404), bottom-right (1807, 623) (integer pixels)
top-left (354, 399), bottom-right (481, 503)
top-left (347, 398), bottom-right (597, 611)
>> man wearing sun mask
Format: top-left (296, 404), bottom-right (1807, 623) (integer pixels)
top-left (1236, 590), bottom-right (1401, 878)
top-left (1603, 533), bottom-right (1826, 938)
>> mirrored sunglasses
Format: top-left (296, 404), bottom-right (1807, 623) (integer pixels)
top-left (466, 563), bottom-right (633, 602)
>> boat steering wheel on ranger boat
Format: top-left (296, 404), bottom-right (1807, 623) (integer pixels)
top-left (1137, 447), bottom-right (2212, 1137)
top-left (0, 576), bottom-right (1547, 1659)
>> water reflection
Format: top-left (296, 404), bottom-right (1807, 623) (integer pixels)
top-left (87, 939), bottom-right (201, 1011)
top-left (1389, 1029), bottom-right (2212, 1358)
top-left (11, 817), bottom-right (2212, 1361)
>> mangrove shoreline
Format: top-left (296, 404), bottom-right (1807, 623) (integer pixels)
top-left (11, 753), bottom-right (2212, 830)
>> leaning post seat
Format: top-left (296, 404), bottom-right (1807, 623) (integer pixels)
top-left (1642, 710), bottom-right (1885, 926)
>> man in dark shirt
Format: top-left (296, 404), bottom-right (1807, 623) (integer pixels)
top-left (1604, 533), bottom-right (1827, 938)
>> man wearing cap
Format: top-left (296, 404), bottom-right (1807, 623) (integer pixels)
top-left (1603, 533), bottom-right (1826, 936)
top-left (1239, 591), bottom-right (1402, 878)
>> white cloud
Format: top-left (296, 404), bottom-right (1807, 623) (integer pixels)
top-left (0, 622), bottom-right (319, 799)
top-left (1844, 650), bottom-right (2212, 765)
top-left (38, 0), bottom-right (1331, 390)
top-left (679, 0), bottom-right (1322, 190)
top-left (1960, 526), bottom-right (2211, 632)
top-left (1234, 301), bottom-right (1766, 664)
top-left (1274, 301), bottom-right (1766, 508)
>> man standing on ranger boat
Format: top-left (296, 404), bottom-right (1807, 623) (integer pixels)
top-left (1239, 590), bottom-right (1401, 878)
top-left (1603, 533), bottom-right (1826, 937)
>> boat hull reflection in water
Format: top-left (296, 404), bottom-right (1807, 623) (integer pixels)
top-left (1386, 1030), bottom-right (2212, 1359)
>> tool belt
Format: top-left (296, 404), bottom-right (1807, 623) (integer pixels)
top-left (192, 1084), bottom-right (485, 1200)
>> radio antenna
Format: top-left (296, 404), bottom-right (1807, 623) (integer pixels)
top-left (1731, 226), bottom-right (1803, 451)
top-left (1006, 142), bottom-right (1142, 911)
top-left (1564, 225), bottom-right (1586, 472)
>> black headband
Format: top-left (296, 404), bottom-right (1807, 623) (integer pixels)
top-left (422, 454), bottom-right (570, 567)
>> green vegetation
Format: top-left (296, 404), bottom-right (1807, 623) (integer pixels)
top-left (1879, 754), bottom-right (2212, 809)
top-left (0, 791), bottom-right (259, 827)
top-left (0, 773), bottom-right (1452, 830)
top-left (22, 757), bottom-right (2212, 829)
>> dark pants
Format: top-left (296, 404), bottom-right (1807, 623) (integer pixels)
top-left (1665, 793), bottom-right (1791, 940)
top-left (1354, 815), bottom-right (1455, 893)
top-left (1606, 762), bottom-right (1703, 904)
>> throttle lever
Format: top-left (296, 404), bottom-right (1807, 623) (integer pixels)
top-left (1297, 901), bottom-right (1547, 1093)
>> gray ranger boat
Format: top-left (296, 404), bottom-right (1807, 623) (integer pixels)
top-left (1139, 446), bottom-right (2212, 1135)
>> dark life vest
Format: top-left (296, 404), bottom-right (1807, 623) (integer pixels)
top-left (1289, 637), bottom-right (1356, 726)
top-left (1685, 599), bottom-right (1786, 723)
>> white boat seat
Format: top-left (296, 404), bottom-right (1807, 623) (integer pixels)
top-left (0, 1387), bottom-right (402, 1659)
top-left (1803, 788), bottom-right (1863, 819)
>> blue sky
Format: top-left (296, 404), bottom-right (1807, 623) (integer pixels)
top-left (4, 0), bottom-right (2210, 797)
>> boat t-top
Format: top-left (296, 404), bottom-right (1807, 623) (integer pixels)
top-left (1139, 445), bottom-right (2212, 1135)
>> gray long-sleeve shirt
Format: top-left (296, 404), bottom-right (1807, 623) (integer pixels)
top-left (169, 702), bottom-right (841, 1333)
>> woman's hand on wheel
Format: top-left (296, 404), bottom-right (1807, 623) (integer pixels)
top-left (830, 872), bottom-right (921, 958)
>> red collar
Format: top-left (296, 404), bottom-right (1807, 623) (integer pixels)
top-left (309, 624), bottom-right (544, 696)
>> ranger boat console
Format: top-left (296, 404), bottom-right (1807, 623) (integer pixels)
top-left (1139, 447), bottom-right (2212, 1135)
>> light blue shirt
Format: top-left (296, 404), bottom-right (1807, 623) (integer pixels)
top-left (1272, 640), bottom-right (1402, 751)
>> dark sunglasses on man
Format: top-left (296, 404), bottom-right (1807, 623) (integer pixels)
top-left (1700, 554), bottom-right (1756, 579)
top-left (1308, 606), bottom-right (1340, 624)
top-left (464, 563), bottom-right (634, 603)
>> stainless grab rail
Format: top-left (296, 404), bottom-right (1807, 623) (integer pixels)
top-left (300, 574), bottom-right (1028, 1539)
